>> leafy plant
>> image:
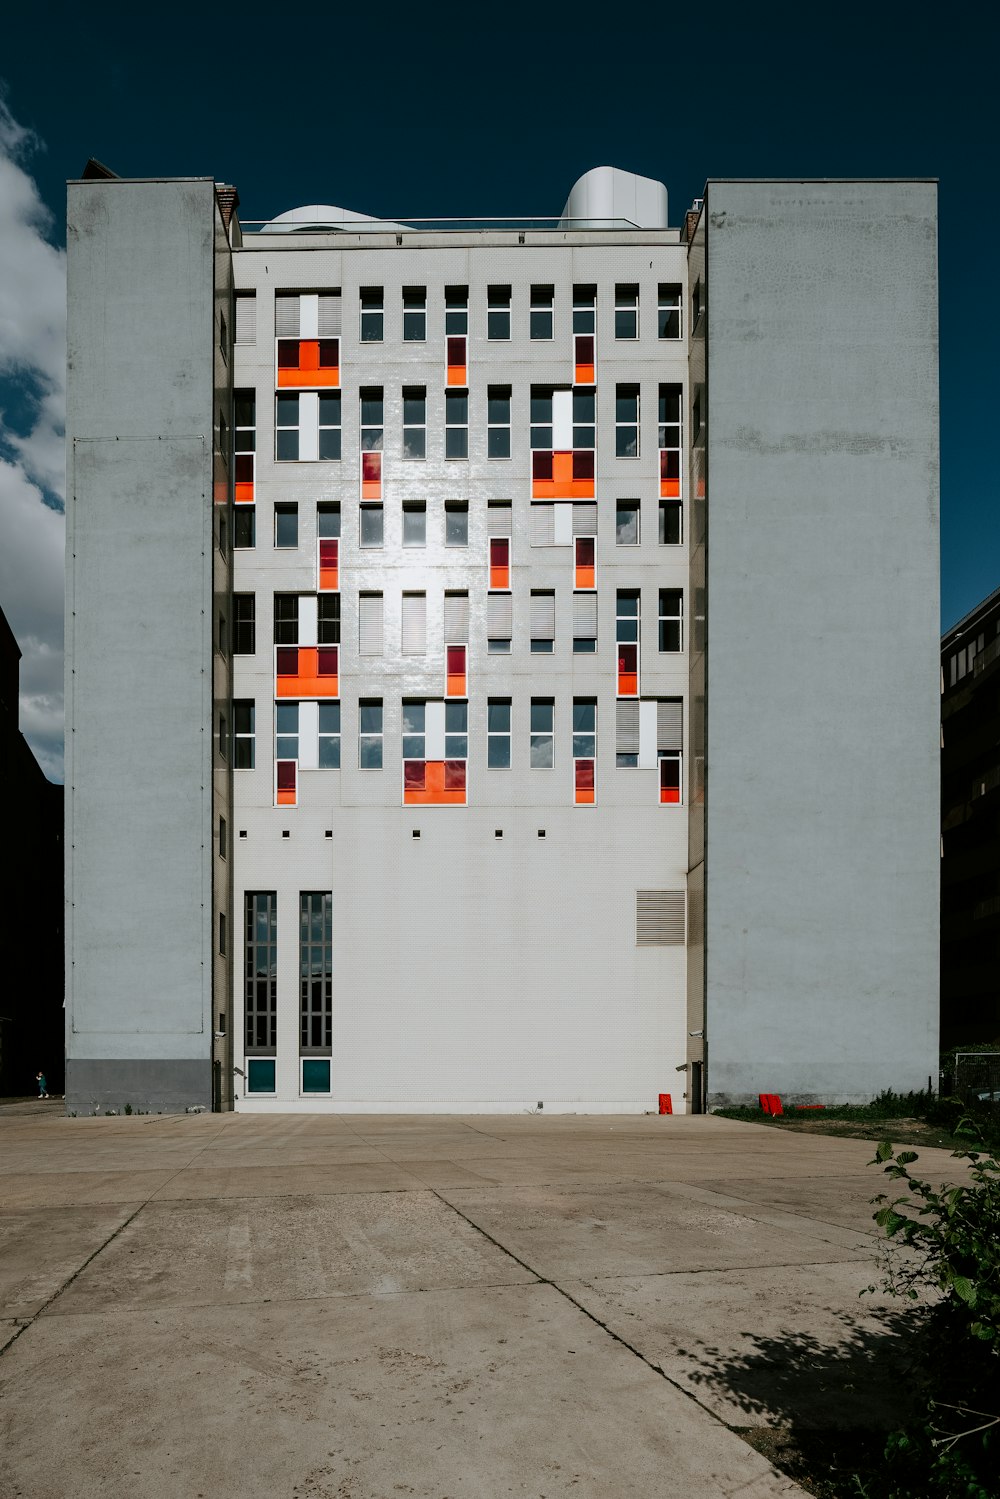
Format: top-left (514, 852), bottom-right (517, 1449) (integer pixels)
top-left (866, 1130), bottom-right (1000, 1495)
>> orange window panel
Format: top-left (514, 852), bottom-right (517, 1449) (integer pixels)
top-left (575, 759), bottom-right (595, 805)
top-left (489, 537), bottom-right (510, 590)
top-left (574, 333), bottom-right (595, 385)
top-left (575, 537), bottom-right (595, 590)
top-left (276, 760), bottom-right (297, 807)
top-left (276, 339), bottom-right (340, 388)
top-left (531, 450), bottom-right (595, 500)
top-left (403, 759), bottom-right (466, 805)
top-left (234, 453), bottom-right (254, 504)
top-left (446, 336), bottom-right (467, 386)
top-left (660, 758), bottom-right (681, 804)
top-left (318, 538), bottom-right (339, 592)
top-left (275, 646), bottom-right (339, 699)
top-left (660, 449), bottom-right (680, 497)
top-left (617, 644), bottom-right (638, 697)
top-left (361, 451), bottom-right (382, 500)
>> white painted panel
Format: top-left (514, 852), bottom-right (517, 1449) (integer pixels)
top-left (426, 700), bottom-right (446, 759)
top-left (299, 294), bottom-right (319, 339)
top-left (299, 391), bottom-right (319, 462)
top-left (552, 389), bottom-right (573, 449)
top-left (639, 700), bottom-right (657, 769)
top-left (298, 700), bottom-right (319, 770)
top-left (553, 504), bottom-right (573, 546)
top-left (299, 594), bottom-right (318, 647)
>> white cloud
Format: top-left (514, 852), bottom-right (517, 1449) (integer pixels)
top-left (0, 97), bottom-right (66, 781)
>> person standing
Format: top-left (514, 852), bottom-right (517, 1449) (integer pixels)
top-left (35, 1071), bottom-right (49, 1098)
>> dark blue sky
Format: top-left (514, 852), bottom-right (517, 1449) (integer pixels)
top-left (3, 0), bottom-right (997, 627)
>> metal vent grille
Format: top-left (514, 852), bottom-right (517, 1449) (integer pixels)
top-left (636, 890), bottom-right (686, 946)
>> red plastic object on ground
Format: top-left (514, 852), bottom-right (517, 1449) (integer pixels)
top-left (795, 1104), bottom-right (826, 1110)
top-left (759, 1093), bottom-right (783, 1116)
top-left (658, 1093), bottom-right (672, 1115)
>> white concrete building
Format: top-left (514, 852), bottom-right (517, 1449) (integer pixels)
top-left (64, 165), bottom-right (941, 1114)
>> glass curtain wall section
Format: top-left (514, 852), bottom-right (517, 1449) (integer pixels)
top-left (300, 892), bottom-right (333, 1051)
top-left (245, 892), bottom-right (277, 1050)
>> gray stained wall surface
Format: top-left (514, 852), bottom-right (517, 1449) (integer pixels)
top-left (65, 179), bottom-right (224, 1113)
top-left (701, 181), bottom-right (940, 1104)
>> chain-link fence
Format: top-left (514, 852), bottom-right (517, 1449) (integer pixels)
top-left (941, 1052), bottom-right (1000, 1109)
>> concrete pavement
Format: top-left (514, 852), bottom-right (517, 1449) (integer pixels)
top-left (0, 1110), bottom-right (959, 1498)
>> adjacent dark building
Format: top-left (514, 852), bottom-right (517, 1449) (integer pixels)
top-left (0, 604), bottom-right (64, 1095)
top-left (941, 586), bottom-right (1000, 1047)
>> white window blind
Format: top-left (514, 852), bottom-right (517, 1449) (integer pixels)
top-left (401, 593), bottom-right (426, 656)
top-left (636, 890), bottom-right (686, 946)
top-left (274, 294), bottom-right (300, 337)
top-left (657, 699), bottom-right (683, 753)
top-left (443, 592), bottom-right (469, 642)
top-left (572, 593), bottom-right (597, 638)
top-left (235, 293), bottom-right (256, 345)
top-left (318, 294), bottom-right (342, 336)
top-left (616, 700), bottom-right (640, 756)
top-left (530, 591), bottom-right (555, 639)
top-left (487, 502), bottom-right (513, 537)
top-left (358, 593), bottom-right (383, 656)
top-left (487, 593), bottom-right (513, 639)
top-left (530, 504), bottom-right (555, 546)
top-left (572, 503), bottom-right (598, 536)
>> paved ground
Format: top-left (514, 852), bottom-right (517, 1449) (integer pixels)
top-left (0, 1108), bottom-right (962, 1498)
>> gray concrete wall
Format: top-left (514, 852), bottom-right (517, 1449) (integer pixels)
top-left (702, 181), bottom-right (940, 1104)
top-left (65, 179), bottom-right (224, 1113)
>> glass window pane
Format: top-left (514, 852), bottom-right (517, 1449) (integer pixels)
top-left (360, 704), bottom-right (382, 734)
top-left (360, 506), bottom-right (383, 546)
top-left (530, 702), bottom-right (553, 732)
top-left (488, 738), bottom-right (511, 768)
top-left (402, 507), bottom-right (426, 545)
top-left (319, 703), bottom-right (340, 732)
top-left (445, 701), bottom-right (467, 731)
top-left (275, 395), bottom-right (298, 427)
top-left (403, 395), bottom-right (425, 424)
top-left (359, 739), bottom-right (382, 769)
top-left (488, 702), bottom-right (510, 732)
top-left (403, 429), bottom-right (426, 459)
top-left (488, 429), bottom-right (511, 459)
top-left (530, 735), bottom-right (553, 768)
top-left (446, 507), bottom-right (468, 545)
top-left (318, 430), bottom-right (341, 460)
top-left (402, 702), bottom-right (425, 734)
top-left (361, 394), bottom-right (383, 425)
top-left (573, 702), bottom-right (596, 732)
top-left (616, 505), bottom-right (639, 544)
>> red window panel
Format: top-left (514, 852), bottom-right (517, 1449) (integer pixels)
top-left (532, 450), bottom-right (554, 482)
top-left (318, 538), bottom-right (339, 592)
top-left (234, 453), bottom-right (254, 504)
top-left (446, 644), bottom-right (467, 698)
top-left (361, 450), bottom-right (382, 499)
top-left (575, 758), bottom-right (595, 805)
top-left (317, 646), bottom-right (338, 677)
top-left (276, 759), bottom-right (297, 806)
top-left (575, 536), bottom-right (595, 590)
top-left (574, 334), bottom-right (595, 384)
top-left (572, 449), bottom-right (595, 481)
top-left (489, 537), bottom-right (510, 590)
top-left (660, 448), bottom-right (681, 498)
top-left (444, 759), bottom-right (466, 791)
top-left (404, 759), bottom-right (426, 790)
top-left (276, 646), bottom-right (299, 677)
top-left (618, 643), bottom-right (638, 697)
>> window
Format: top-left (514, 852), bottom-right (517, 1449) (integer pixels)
top-left (530, 388), bottom-right (553, 450)
top-left (659, 498), bottom-right (682, 546)
top-left (573, 389), bottom-right (595, 450)
top-left (401, 592), bottom-right (427, 655)
top-left (487, 699), bottom-right (511, 768)
top-left (402, 502), bottom-right (426, 546)
top-left (300, 892), bottom-right (332, 1051)
top-left (616, 502), bottom-right (640, 546)
top-left (487, 592), bottom-right (512, 653)
top-left (234, 389), bottom-right (255, 502)
top-left (530, 699), bottom-right (554, 769)
top-left (219, 512), bottom-right (228, 558)
top-left (219, 816), bottom-right (227, 859)
top-left (235, 292), bottom-right (256, 345)
top-left (218, 612), bottom-right (228, 657)
top-left (530, 590), bottom-right (555, 653)
top-left (615, 284), bottom-right (639, 339)
top-left (234, 508), bottom-right (256, 548)
top-left (247, 1058), bottom-right (276, 1094)
top-left (274, 503), bottom-right (298, 549)
top-left (273, 593), bottom-right (298, 644)
top-left (219, 410), bottom-right (228, 463)
top-left (488, 284), bottom-right (511, 340)
top-left (358, 593), bottom-right (384, 656)
top-left (234, 700), bottom-right (255, 768)
top-left (617, 589), bottom-right (640, 695)
top-left (360, 387), bottom-right (383, 480)
top-left (573, 698), bottom-right (596, 805)
top-left (219, 713), bottom-right (228, 760)
top-left (219, 910), bottom-right (227, 955)
top-left (360, 287), bottom-right (383, 342)
top-left (219, 309), bottom-right (227, 359)
top-left (317, 502), bottom-right (341, 538)
top-left (318, 594), bottom-right (341, 643)
top-left (275, 394), bottom-right (301, 461)
top-left (445, 390), bottom-right (468, 459)
top-left (445, 700), bottom-right (468, 759)
top-left (489, 536), bottom-right (510, 589)
top-left (488, 386), bottom-right (511, 459)
top-left (359, 700), bottom-right (383, 769)
top-left (319, 393), bottom-right (341, 459)
top-left (446, 285), bottom-right (468, 334)
top-left (445, 501), bottom-right (469, 546)
top-left (302, 1057), bottom-right (330, 1095)
top-left (318, 702), bottom-right (340, 768)
top-left (244, 892), bottom-right (277, 1051)
top-left (616, 385), bottom-right (639, 457)
top-left (573, 284), bottom-right (596, 333)
top-left (616, 700), bottom-right (639, 767)
top-left (233, 594), bottom-right (256, 655)
top-left (659, 384), bottom-right (682, 498)
top-left (275, 701), bottom-right (299, 760)
top-left (403, 286), bottom-right (426, 342)
top-left (402, 700), bottom-right (425, 760)
top-left (572, 591), bottom-right (598, 653)
top-left (658, 283), bottom-right (682, 339)
top-left (574, 535), bottom-right (595, 589)
top-left (530, 284), bottom-right (553, 340)
top-left (658, 589), bottom-right (683, 652)
top-left (402, 387), bottom-right (426, 460)
top-left (360, 505), bottom-right (383, 547)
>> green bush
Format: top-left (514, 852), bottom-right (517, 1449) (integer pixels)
top-left (867, 1131), bottom-right (1000, 1496)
